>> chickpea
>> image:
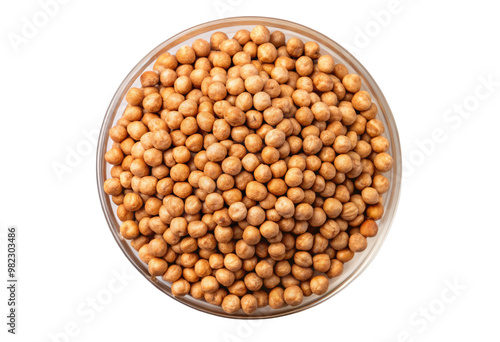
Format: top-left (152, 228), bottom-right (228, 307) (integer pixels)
top-left (274, 196), bottom-right (295, 218)
top-left (286, 37), bottom-right (304, 58)
top-left (240, 294), bottom-right (258, 314)
top-left (120, 220), bottom-right (139, 240)
top-left (294, 203), bottom-right (313, 221)
top-left (258, 43), bottom-right (278, 63)
top-left (255, 260), bottom-right (273, 279)
top-left (253, 92), bottom-right (272, 111)
top-left (250, 25), bottom-right (270, 44)
top-left (245, 181), bottom-right (268, 201)
top-left (126, 87), bottom-right (144, 106)
top-left (215, 268), bottom-right (235, 287)
top-left (171, 278), bottom-right (191, 297)
top-left (318, 55), bottom-right (335, 73)
top-left (310, 275), bottom-right (329, 295)
top-left (201, 275), bottom-right (220, 293)
top-left (228, 202), bottom-right (248, 222)
top-left (268, 287), bottom-right (285, 309)
top-left (148, 257), bottom-right (168, 276)
top-left (123, 193), bottom-right (143, 212)
top-left (295, 232), bottom-right (314, 251)
top-left (284, 285), bottom-right (304, 306)
top-left (222, 294), bottom-right (241, 314)
top-left (313, 254), bottom-right (331, 273)
top-left (366, 202), bottom-right (384, 220)
top-left (291, 264), bottom-right (313, 281)
top-left (260, 221), bottom-right (279, 239)
top-left (104, 178), bottom-right (122, 196)
top-left (294, 251), bottom-right (312, 267)
top-left (336, 248), bottom-right (355, 263)
top-left (374, 152), bottom-right (393, 172)
top-left (149, 238), bottom-right (168, 257)
top-left (342, 74), bottom-right (361, 93)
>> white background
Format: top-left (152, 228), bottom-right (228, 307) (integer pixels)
top-left (1, 0), bottom-right (499, 341)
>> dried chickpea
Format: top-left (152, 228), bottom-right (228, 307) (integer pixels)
top-left (310, 275), bottom-right (329, 295)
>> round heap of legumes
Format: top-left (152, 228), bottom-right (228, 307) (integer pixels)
top-left (103, 24), bottom-right (393, 315)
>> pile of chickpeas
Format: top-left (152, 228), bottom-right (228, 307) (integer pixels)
top-left (103, 24), bottom-right (393, 315)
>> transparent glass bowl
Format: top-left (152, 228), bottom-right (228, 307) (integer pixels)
top-left (96, 16), bottom-right (401, 319)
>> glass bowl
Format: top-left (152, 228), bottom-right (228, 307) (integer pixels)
top-left (96, 16), bottom-right (401, 319)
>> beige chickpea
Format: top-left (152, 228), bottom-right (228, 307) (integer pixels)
top-left (149, 237), bottom-right (168, 257)
top-left (310, 275), bottom-right (329, 295)
top-left (286, 37), bottom-right (304, 58)
top-left (372, 174), bottom-right (390, 194)
top-left (201, 275), bottom-right (220, 293)
top-left (250, 25), bottom-right (270, 44)
top-left (240, 294), bottom-right (258, 314)
top-left (342, 74), bottom-right (361, 93)
top-left (294, 251), bottom-right (312, 267)
top-left (351, 90), bottom-right (371, 111)
top-left (371, 136), bottom-right (390, 153)
top-left (340, 202), bottom-right (359, 221)
top-left (257, 43), bottom-right (278, 63)
top-left (207, 82), bottom-right (227, 101)
top-left (318, 55), bottom-right (335, 73)
top-left (140, 71), bottom-right (160, 87)
top-left (253, 92), bottom-right (272, 111)
top-left (334, 154), bottom-right (353, 173)
top-left (374, 152), bottom-right (393, 172)
top-left (360, 219), bottom-right (379, 237)
top-left (192, 38), bottom-right (211, 57)
top-left (219, 38), bottom-right (241, 56)
top-left (104, 178), bottom-right (123, 196)
top-left (302, 135), bottom-right (323, 155)
top-left (126, 87), bottom-right (144, 106)
top-left (271, 66), bottom-right (289, 84)
top-left (361, 187), bottom-right (379, 205)
top-left (313, 254), bottom-right (331, 273)
top-left (304, 41), bottom-right (320, 59)
top-left (215, 268), bottom-right (235, 287)
top-left (171, 278), bottom-right (191, 297)
top-left (260, 221), bottom-right (279, 239)
top-left (336, 248), bottom-right (355, 263)
top-left (366, 202), bottom-right (384, 220)
top-left (222, 106), bottom-right (245, 127)
top-left (294, 203), bottom-right (313, 221)
top-left (291, 264), bottom-right (313, 281)
top-left (227, 201), bottom-right (247, 222)
top-left (224, 253), bottom-right (243, 272)
top-left (221, 294), bottom-right (241, 314)
top-left (263, 106), bottom-right (284, 126)
top-left (268, 287), bottom-right (285, 309)
top-left (245, 181), bottom-right (268, 201)
top-left (283, 285), bottom-right (304, 306)
top-left (120, 220), bottom-right (139, 240)
top-left (326, 259), bottom-right (344, 278)
top-left (366, 118), bottom-right (385, 137)
top-left (123, 193), bottom-right (143, 212)
top-left (295, 232), bottom-right (314, 251)
top-left (254, 260), bottom-right (273, 279)
top-left (244, 75), bottom-right (264, 94)
top-left (264, 129), bottom-right (286, 148)
top-left (349, 233), bottom-right (368, 253)
top-left (274, 196), bottom-right (295, 219)
top-left (148, 257), bottom-right (168, 276)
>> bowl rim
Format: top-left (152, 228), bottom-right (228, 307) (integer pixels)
top-left (96, 15), bottom-right (402, 319)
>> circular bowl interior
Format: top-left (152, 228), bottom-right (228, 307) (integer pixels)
top-left (96, 16), bottom-right (402, 319)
